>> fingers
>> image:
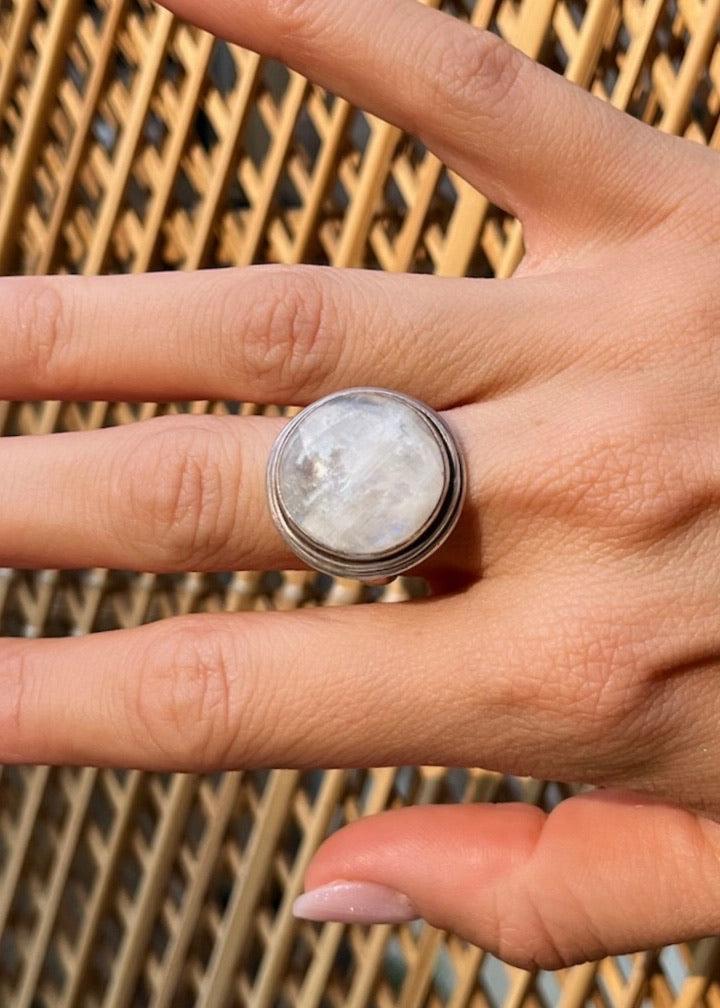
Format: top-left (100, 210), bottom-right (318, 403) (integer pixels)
top-left (0, 268), bottom-right (572, 406)
top-left (0, 567), bottom-right (674, 774)
top-left (295, 791), bottom-right (720, 967)
top-left (0, 593), bottom-right (511, 768)
top-left (0, 572), bottom-right (616, 771)
top-left (0, 402), bottom-right (509, 573)
top-left (159, 0), bottom-right (684, 238)
top-left (0, 558), bottom-right (670, 773)
top-left (0, 413), bottom-right (294, 572)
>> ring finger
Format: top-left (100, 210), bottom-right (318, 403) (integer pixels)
top-left (2, 267), bottom-right (586, 407)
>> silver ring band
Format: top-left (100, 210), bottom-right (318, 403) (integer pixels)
top-left (266, 387), bottom-right (466, 582)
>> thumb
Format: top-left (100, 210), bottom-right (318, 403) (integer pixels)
top-left (293, 790), bottom-right (720, 968)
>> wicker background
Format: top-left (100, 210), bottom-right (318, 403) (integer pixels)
top-left (1, 0), bottom-right (719, 1005)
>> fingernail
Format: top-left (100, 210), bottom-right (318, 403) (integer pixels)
top-left (293, 880), bottom-right (419, 925)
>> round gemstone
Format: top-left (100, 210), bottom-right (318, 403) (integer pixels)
top-left (276, 390), bottom-right (447, 558)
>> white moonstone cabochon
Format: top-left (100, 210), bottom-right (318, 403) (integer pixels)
top-left (277, 392), bottom-right (447, 557)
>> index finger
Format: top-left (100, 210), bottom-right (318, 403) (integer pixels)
top-left (0, 566), bottom-right (658, 777)
top-left (0, 582), bottom-right (547, 771)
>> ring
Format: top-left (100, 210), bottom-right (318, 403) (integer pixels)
top-left (266, 387), bottom-right (466, 582)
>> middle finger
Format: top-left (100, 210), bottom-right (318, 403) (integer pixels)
top-left (1, 404), bottom-right (516, 573)
top-left (0, 413), bottom-right (290, 573)
top-left (1, 374), bottom-right (555, 572)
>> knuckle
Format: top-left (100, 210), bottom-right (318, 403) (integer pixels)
top-left (524, 385), bottom-right (695, 545)
top-left (129, 620), bottom-right (240, 768)
top-left (679, 253), bottom-right (720, 343)
top-left (260, 0), bottom-right (328, 46)
top-left (595, 395), bottom-right (710, 544)
top-left (562, 614), bottom-right (643, 733)
top-left (604, 251), bottom-right (720, 370)
top-left (666, 151), bottom-right (720, 243)
top-left (503, 902), bottom-right (577, 972)
top-left (556, 600), bottom-right (674, 776)
top-left (578, 392), bottom-right (666, 505)
top-left (114, 418), bottom-right (238, 570)
top-left (497, 589), bottom-right (655, 774)
top-left (578, 645), bottom-right (638, 741)
top-left (9, 277), bottom-right (75, 390)
top-left (490, 813), bottom-right (596, 970)
top-left (223, 265), bottom-right (339, 399)
top-left (430, 27), bottom-right (525, 113)
top-left (502, 818), bottom-right (607, 969)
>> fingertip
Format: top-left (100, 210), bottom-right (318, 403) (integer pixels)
top-left (293, 880), bottom-right (419, 925)
top-left (303, 801), bottom-right (546, 895)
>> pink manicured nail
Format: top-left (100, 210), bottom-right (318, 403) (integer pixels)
top-left (293, 880), bottom-right (419, 925)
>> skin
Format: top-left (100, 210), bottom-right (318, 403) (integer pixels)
top-left (1, 0), bottom-right (720, 970)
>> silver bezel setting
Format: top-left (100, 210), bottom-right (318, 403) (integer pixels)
top-left (266, 387), bottom-right (466, 581)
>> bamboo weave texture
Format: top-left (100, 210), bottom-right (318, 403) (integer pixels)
top-left (1, 0), bottom-right (720, 1006)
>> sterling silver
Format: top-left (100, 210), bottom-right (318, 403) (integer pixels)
top-left (266, 387), bottom-right (466, 582)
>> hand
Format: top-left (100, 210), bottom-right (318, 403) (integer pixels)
top-left (2, 0), bottom-right (719, 970)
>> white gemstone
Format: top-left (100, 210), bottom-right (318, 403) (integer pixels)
top-left (277, 391), bottom-right (446, 557)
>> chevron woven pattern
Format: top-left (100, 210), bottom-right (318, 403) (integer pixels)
top-left (1, 1), bottom-right (719, 1005)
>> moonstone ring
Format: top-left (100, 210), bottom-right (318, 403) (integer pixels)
top-left (266, 387), bottom-right (466, 581)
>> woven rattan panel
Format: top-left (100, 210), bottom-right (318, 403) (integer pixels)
top-left (1, 1), bottom-right (720, 1006)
